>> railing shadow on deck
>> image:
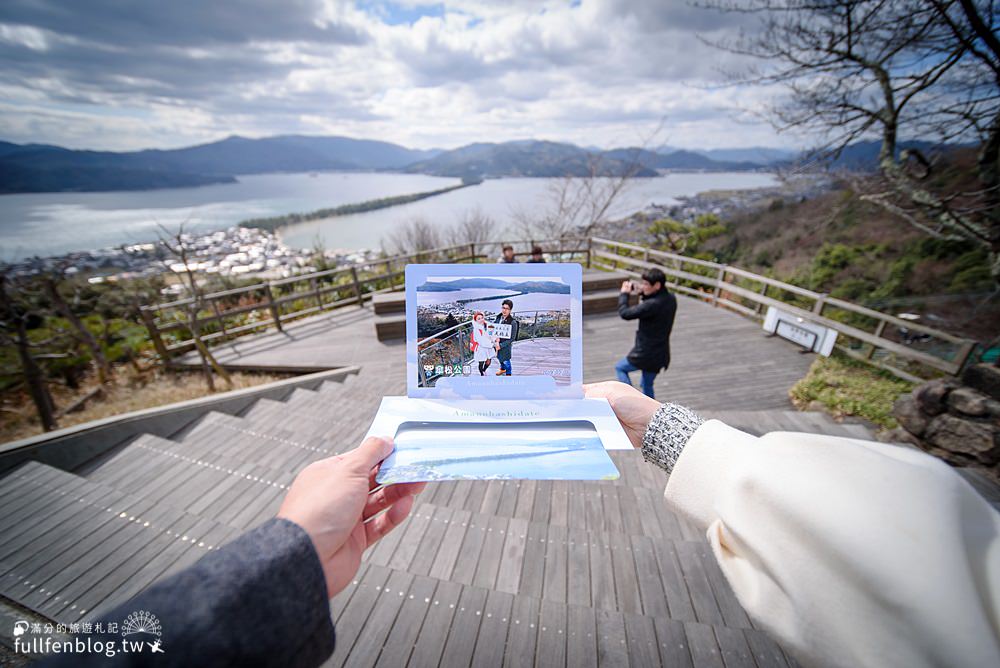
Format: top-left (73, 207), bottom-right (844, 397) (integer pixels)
top-left (139, 236), bottom-right (976, 382)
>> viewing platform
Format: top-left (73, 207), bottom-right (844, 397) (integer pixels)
top-left (0, 238), bottom-right (987, 666)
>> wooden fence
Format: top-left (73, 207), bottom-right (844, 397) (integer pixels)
top-left (140, 235), bottom-right (976, 381)
top-left (140, 238), bottom-right (589, 360)
top-left (588, 237), bottom-right (977, 381)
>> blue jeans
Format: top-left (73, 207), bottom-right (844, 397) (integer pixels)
top-left (499, 359), bottom-right (512, 375)
top-left (615, 358), bottom-right (657, 399)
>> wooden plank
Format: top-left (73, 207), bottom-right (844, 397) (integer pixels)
top-left (450, 513), bottom-right (488, 586)
top-left (327, 565), bottom-right (391, 667)
top-left (629, 534), bottom-right (668, 618)
top-left (502, 594), bottom-right (540, 668)
top-left (698, 542), bottom-right (752, 629)
top-left (675, 541), bottom-right (725, 625)
top-left (567, 482), bottom-right (586, 531)
top-left (496, 480), bottom-right (519, 517)
top-left (407, 580), bottom-right (462, 668)
top-left (653, 618), bottom-right (693, 668)
top-left (428, 509), bottom-right (470, 581)
top-left (589, 532), bottom-right (616, 611)
top-left (407, 505), bottom-right (450, 577)
top-left (742, 629), bottom-right (790, 668)
top-left (519, 522), bottom-right (547, 599)
top-left (330, 562), bottom-right (367, 623)
top-left (584, 484), bottom-right (605, 533)
top-left (531, 480), bottom-right (552, 524)
top-left (387, 508), bottom-right (432, 571)
top-left (602, 486), bottom-right (625, 536)
top-left (543, 524), bottom-right (568, 603)
top-left (652, 539), bottom-right (697, 622)
top-left (473, 515), bottom-right (508, 590)
top-left (624, 613), bottom-right (660, 668)
top-left (479, 480), bottom-right (503, 516)
top-left (495, 517), bottom-right (528, 595)
top-left (610, 533), bottom-right (642, 614)
top-left (373, 575), bottom-right (436, 668)
top-left (684, 622), bottom-right (725, 668)
top-left (439, 586), bottom-right (488, 667)
top-left (471, 589), bottom-right (514, 667)
top-left (535, 599), bottom-right (567, 668)
top-left (566, 528), bottom-right (591, 607)
top-left (549, 482), bottom-right (569, 527)
top-left (346, 570), bottom-right (414, 668)
top-left (595, 608), bottom-right (629, 668)
top-left (513, 480), bottom-right (537, 520)
top-left (714, 625), bottom-right (757, 668)
top-left (566, 604), bottom-right (598, 668)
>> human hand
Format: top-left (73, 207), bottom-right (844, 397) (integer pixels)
top-left (277, 436), bottom-right (425, 598)
top-left (584, 381), bottom-right (661, 449)
top-left (620, 280), bottom-right (633, 294)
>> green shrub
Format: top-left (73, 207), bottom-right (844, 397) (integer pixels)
top-left (789, 351), bottom-right (915, 429)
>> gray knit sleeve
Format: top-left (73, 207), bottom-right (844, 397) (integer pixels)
top-left (640, 403), bottom-right (705, 474)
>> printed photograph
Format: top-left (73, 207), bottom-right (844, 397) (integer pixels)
top-left (376, 421), bottom-right (620, 483)
top-left (415, 275), bottom-right (571, 388)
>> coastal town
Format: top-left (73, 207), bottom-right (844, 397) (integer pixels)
top-left (1, 174), bottom-right (833, 297)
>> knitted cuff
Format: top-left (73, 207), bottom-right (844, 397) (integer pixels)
top-left (641, 403), bottom-right (705, 474)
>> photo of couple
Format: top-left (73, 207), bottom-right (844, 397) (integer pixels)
top-left (415, 275), bottom-right (571, 388)
top-left (469, 300), bottom-right (518, 376)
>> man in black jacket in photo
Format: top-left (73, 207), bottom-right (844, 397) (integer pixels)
top-left (615, 268), bottom-right (677, 399)
top-left (494, 299), bottom-right (519, 375)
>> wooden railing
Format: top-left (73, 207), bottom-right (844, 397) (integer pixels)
top-left (140, 238), bottom-right (589, 359)
top-left (588, 237), bottom-right (977, 381)
top-left (140, 235), bottom-right (976, 380)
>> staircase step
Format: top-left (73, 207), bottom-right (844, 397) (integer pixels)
top-left (584, 288), bottom-right (636, 315)
top-left (583, 270), bottom-right (631, 294)
top-left (0, 462), bottom-right (237, 625)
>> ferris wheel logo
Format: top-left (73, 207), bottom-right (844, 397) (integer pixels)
top-left (121, 610), bottom-right (162, 638)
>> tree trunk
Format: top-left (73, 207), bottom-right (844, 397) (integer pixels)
top-left (45, 277), bottom-right (112, 384)
top-left (0, 277), bottom-right (58, 431)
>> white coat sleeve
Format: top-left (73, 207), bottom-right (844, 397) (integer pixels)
top-left (663, 419), bottom-right (1000, 668)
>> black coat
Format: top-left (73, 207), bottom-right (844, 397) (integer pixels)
top-left (494, 313), bottom-right (519, 363)
top-left (618, 289), bottom-right (677, 372)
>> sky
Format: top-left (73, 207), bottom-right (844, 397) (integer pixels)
top-left (0, 0), bottom-right (802, 152)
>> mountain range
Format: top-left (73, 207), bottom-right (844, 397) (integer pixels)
top-left (0, 134), bottom-right (934, 195)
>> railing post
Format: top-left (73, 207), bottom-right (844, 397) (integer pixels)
top-left (351, 266), bottom-right (363, 305)
top-left (866, 320), bottom-right (887, 359)
top-left (264, 283), bottom-right (283, 332)
top-left (469, 242), bottom-right (476, 264)
top-left (586, 238), bottom-right (593, 268)
top-left (140, 307), bottom-right (172, 369)
top-left (211, 299), bottom-right (229, 340)
top-left (754, 283), bottom-right (767, 314)
top-left (954, 340), bottom-right (978, 374)
top-left (812, 293), bottom-right (827, 316)
top-left (311, 277), bottom-right (322, 311)
top-left (712, 265), bottom-right (727, 306)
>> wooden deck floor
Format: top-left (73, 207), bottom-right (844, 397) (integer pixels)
top-left (181, 294), bottom-right (815, 413)
top-left (0, 293), bottom-right (848, 665)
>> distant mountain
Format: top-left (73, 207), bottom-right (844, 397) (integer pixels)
top-left (402, 140), bottom-right (658, 178)
top-left (804, 140), bottom-right (973, 171)
top-left (0, 135), bottom-right (440, 193)
top-left (417, 278), bottom-right (569, 293)
top-left (692, 147), bottom-right (797, 165)
top-left (602, 147), bottom-right (761, 172)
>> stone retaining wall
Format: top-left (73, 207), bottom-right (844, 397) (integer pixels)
top-left (891, 363), bottom-right (1000, 482)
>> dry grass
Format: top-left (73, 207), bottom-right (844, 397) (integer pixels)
top-left (0, 369), bottom-right (290, 444)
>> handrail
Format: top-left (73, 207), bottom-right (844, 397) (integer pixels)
top-left (589, 237), bottom-right (978, 379)
top-left (137, 234), bottom-right (978, 381)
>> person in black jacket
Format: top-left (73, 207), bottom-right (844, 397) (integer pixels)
top-left (493, 299), bottom-right (520, 375)
top-left (615, 268), bottom-right (676, 399)
top-left (40, 437), bottom-right (424, 668)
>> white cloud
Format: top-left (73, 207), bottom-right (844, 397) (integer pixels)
top-left (0, 0), bottom-right (806, 151)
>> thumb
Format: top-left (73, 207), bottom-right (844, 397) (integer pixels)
top-left (343, 436), bottom-right (394, 473)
